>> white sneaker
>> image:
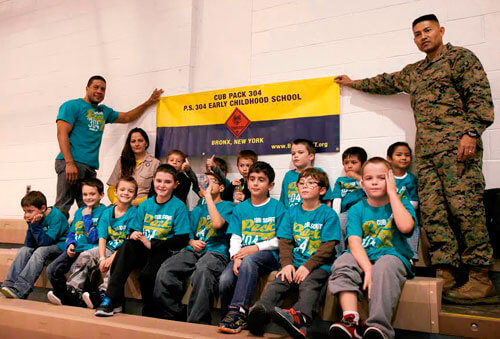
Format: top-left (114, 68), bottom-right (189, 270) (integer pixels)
top-left (82, 292), bottom-right (93, 309)
top-left (47, 290), bottom-right (62, 306)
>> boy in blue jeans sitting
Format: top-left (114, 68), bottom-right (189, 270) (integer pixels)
top-left (218, 161), bottom-right (286, 334)
top-left (2, 191), bottom-right (68, 299)
top-left (248, 168), bottom-right (341, 339)
top-left (329, 157), bottom-right (416, 339)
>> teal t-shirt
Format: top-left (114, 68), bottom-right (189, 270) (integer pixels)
top-left (279, 169), bottom-right (334, 209)
top-left (277, 203), bottom-right (341, 273)
top-left (395, 172), bottom-right (419, 203)
top-left (332, 176), bottom-right (366, 212)
top-left (70, 204), bottom-right (107, 253)
top-left (132, 196), bottom-right (191, 241)
top-left (346, 199), bottom-right (417, 277)
top-left (42, 207), bottom-right (69, 251)
top-left (98, 205), bottom-right (137, 251)
top-left (227, 198), bottom-right (286, 260)
top-left (56, 98), bottom-right (119, 169)
top-left (187, 200), bottom-right (235, 257)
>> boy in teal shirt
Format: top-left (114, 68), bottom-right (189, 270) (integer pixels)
top-left (154, 171), bottom-right (234, 324)
top-left (280, 139), bottom-right (334, 208)
top-left (329, 157), bottom-right (416, 339)
top-left (2, 191), bottom-right (68, 299)
top-left (387, 141), bottom-right (420, 260)
top-left (95, 164), bottom-right (191, 317)
top-left (248, 168), bottom-right (340, 339)
top-left (218, 161), bottom-right (286, 334)
top-left (47, 178), bottom-right (106, 306)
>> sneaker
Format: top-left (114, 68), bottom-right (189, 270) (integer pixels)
top-left (247, 303), bottom-right (270, 336)
top-left (363, 326), bottom-right (386, 339)
top-left (82, 292), bottom-right (93, 309)
top-left (47, 290), bottom-right (63, 306)
top-left (1, 286), bottom-right (20, 299)
top-left (95, 296), bottom-right (122, 317)
top-left (65, 288), bottom-right (86, 308)
top-left (329, 313), bottom-right (365, 339)
top-left (271, 307), bottom-right (307, 339)
top-left (218, 308), bottom-right (247, 334)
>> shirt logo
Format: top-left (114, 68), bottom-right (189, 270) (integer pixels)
top-left (86, 109), bottom-right (105, 132)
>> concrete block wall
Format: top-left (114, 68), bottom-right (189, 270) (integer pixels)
top-left (0, 0), bottom-right (498, 217)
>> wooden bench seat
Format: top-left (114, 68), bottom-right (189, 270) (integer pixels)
top-left (0, 298), bottom-right (282, 339)
top-left (0, 219), bottom-right (27, 245)
top-left (0, 246), bottom-right (443, 333)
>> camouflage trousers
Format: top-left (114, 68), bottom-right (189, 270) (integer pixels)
top-left (416, 148), bottom-right (493, 267)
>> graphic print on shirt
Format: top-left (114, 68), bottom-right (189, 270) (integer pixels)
top-left (195, 216), bottom-right (218, 242)
top-left (108, 225), bottom-right (127, 248)
top-left (242, 217), bottom-right (276, 246)
top-left (340, 181), bottom-right (360, 197)
top-left (361, 217), bottom-right (395, 249)
top-left (287, 182), bottom-right (301, 207)
top-left (142, 213), bottom-right (173, 240)
top-left (292, 221), bottom-right (322, 256)
top-left (86, 109), bottom-right (105, 132)
top-left (74, 217), bottom-right (99, 241)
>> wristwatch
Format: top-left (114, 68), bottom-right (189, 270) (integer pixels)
top-left (465, 129), bottom-right (479, 138)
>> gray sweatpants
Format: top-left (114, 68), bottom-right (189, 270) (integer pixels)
top-left (328, 252), bottom-right (407, 339)
top-left (66, 247), bottom-right (113, 292)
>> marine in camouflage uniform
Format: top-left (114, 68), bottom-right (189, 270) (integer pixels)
top-left (336, 14), bottom-right (497, 303)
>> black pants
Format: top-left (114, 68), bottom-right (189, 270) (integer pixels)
top-left (47, 251), bottom-right (80, 295)
top-left (255, 267), bottom-right (329, 321)
top-left (106, 239), bottom-right (172, 317)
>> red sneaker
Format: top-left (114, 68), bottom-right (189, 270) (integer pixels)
top-left (329, 313), bottom-right (365, 339)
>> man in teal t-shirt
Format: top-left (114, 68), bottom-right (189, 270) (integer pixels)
top-left (55, 75), bottom-right (163, 216)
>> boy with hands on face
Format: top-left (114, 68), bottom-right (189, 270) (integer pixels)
top-left (329, 158), bottom-right (416, 339)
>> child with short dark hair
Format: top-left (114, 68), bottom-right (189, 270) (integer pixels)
top-left (333, 146), bottom-right (368, 256)
top-left (280, 139), bottom-right (334, 209)
top-left (166, 149), bottom-right (200, 203)
top-left (2, 191), bottom-right (68, 299)
top-left (154, 171), bottom-right (234, 323)
top-left (48, 177), bottom-right (138, 308)
top-left (248, 168), bottom-right (341, 339)
top-left (223, 150), bottom-right (258, 204)
top-left (47, 178), bottom-right (107, 306)
top-left (329, 157), bottom-right (416, 339)
top-left (387, 142), bottom-right (419, 260)
top-left (95, 164), bottom-right (191, 317)
top-left (218, 161), bottom-right (286, 334)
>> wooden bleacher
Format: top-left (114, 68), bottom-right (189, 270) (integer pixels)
top-left (1, 218), bottom-right (498, 338)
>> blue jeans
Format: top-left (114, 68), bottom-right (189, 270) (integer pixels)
top-left (407, 225), bottom-right (420, 260)
top-left (2, 245), bottom-right (62, 298)
top-left (219, 250), bottom-right (278, 317)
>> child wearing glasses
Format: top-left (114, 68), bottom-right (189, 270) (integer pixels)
top-left (247, 168), bottom-right (340, 339)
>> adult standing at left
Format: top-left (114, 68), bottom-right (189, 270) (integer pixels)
top-left (55, 75), bottom-right (163, 217)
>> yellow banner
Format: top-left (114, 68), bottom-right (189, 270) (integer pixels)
top-left (157, 76), bottom-right (339, 127)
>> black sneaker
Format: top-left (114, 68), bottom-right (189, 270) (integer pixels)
top-left (65, 288), bottom-right (86, 308)
top-left (363, 326), bottom-right (386, 339)
top-left (247, 303), bottom-right (270, 335)
top-left (329, 313), bottom-right (365, 339)
top-left (95, 296), bottom-right (122, 317)
top-left (218, 308), bottom-right (247, 334)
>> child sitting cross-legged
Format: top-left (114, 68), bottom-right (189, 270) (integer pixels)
top-left (247, 168), bottom-right (341, 339)
top-left (328, 157), bottom-right (416, 339)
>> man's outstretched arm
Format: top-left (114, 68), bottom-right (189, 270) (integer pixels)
top-left (114, 88), bottom-right (164, 124)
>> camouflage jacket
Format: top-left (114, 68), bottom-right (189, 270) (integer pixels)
top-left (350, 43), bottom-right (494, 157)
